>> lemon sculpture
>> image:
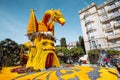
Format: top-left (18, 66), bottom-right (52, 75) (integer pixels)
top-left (0, 9), bottom-right (118, 80)
top-left (24, 9), bottom-right (66, 70)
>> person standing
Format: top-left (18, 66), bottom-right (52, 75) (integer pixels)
top-left (78, 56), bottom-right (82, 65)
top-left (98, 49), bottom-right (107, 66)
top-left (104, 55), bottom-right (110, 67)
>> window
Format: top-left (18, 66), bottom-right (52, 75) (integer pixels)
top-left (101, 15), bottom-right (108, 21)
top-left (86, 24), bottom-right (93, 31)
top-left (85, 16), bottom-right (90, 23)
top-left (116, 1), bottom-right (120, 5)
top-left (116, 18), bottom-right (120, 23)
top-left (103, 23), bottom-right (111, 28)
top-left (110, 9), bottom-right (119, 18)
top-left (84, 11), bottom-right (90, 18)
top-left (108, 2), bottom-right (115, 6)
top-left (92, 41), bottom-right (97, 48)
top-left (102, 15), bottom-right (108, 19)
top-left (114, 28), bottom-right (120, 34)
top-left (98, 8), bottom-right (105, 14)
top-left (90, 41), bottom-right (97, 49)
top-left (111, 39), bottom-right (116, 44)
top-left (111, 9), bottom-right (119, 13)
top-left (88, 31), bottom-right (94, 38)
top-left (108, 31), bottom-right (114, 36)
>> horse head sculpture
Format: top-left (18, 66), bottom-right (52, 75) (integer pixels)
top-left (43, 9), bottom-right (66, 26)
top-left (38, 9), bottom-right (66, 35)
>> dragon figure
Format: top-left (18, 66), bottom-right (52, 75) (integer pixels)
top-left (23, 9), bottom-right (66, 70)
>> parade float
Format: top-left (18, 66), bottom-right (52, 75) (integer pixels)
top-left (0, 9), bottom-right (119, 80)
top-left (24, 9), bottom-right (66, 70)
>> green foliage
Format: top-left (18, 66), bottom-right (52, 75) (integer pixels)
top-left (56, 46), bottom-right (85, 60)
top-left (76, 41), bottom-right (80, 48)
top-left (55, 46), bottom-right (62, 54)
top-left (106, 49), bottom-right (120, 56)
top-left (76, 36), bottom-right (85, 53)
top-left (0, 38), bottom-right (21, 66)
top-left (19, 44), bottom-right (28, 51)
top-left (59, 60), bottom-right (64, 64)
top-left (61, 47), bottom-right (70, 57)
top-left (60, 37), bottom-right (67, 48)
top-left (88, 49), bottom-right (120, 64)
top-left (55, 46), bottom-right (70, 57)
top-left (88, 49), bottom-right (100, 64)
top-left (88, 49), bottom-right (100, 56)
top-left (70, 47), bottom-right (84, 56)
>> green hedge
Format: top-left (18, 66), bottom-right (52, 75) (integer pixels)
top-left (88, 49), bottom-right (120, 64)
top-left (88, 49), bottom-right (100, 64)
top-left (106, 49), bottom-right (120, 56)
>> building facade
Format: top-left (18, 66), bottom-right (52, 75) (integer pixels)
top-left (67, 42), bottom-right (77, 50)
top-left (79, 0), bottom-right (120, 53)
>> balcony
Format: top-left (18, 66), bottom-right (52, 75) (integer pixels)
top-left (107, 34), bottom-right (120, 40)
top-left (85, 20), bottom-right (93, 25)
top-left (110, 12), bottom-right (120, 19)
top-left (116, 2), bottom-right (120, 8)
top-left (88, 36), bottom-right (95, 41)
top-left (98, 11), bottom-right (106, 15)
top-left (108, 43), bottom-right (120, 48)
top-left (104, 27), bottom-right (113, 32)
top-left (103, 23), bottom-right (111, 29)
top-left (86, 28), bottom-right (96, 33)
top-left (114, 22), bottom-right (120, 28)
top-left (108, 4), bottom-right (117, 12)
top-left (100, 17), bottom-right (110, 23)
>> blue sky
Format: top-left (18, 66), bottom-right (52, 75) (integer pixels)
top-left (0, 0), bottom-right (106, 45)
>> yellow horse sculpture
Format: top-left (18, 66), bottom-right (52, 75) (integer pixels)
top-left (24, 9), bottom-right (66, 70)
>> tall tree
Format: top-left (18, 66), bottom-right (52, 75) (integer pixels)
top-left (77, 36), bottom-right (85, 53)
top-left (60, 37), bottom-right (67, 48)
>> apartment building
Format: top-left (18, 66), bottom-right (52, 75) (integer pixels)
top-left (79, 0), bottom-right (120, 53)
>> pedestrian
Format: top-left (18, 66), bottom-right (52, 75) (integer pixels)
top-left (112, 54), bottom-right (120, 77)
top-left (78, 57), bottom-right (82, 65)
top-left (104, 55), bottom-right (110, 67)
top-left (115, 63), bottom-right (120, 76)
top-left (113, 54), bottom-right (119, 66)
top-left (98, 50), bottom-right (106, 66)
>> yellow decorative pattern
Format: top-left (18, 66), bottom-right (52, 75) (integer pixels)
top-left (0, 67), bottom-right (24, 80)
top-left (97, 67), bottom-right (118, 80)
top-left (49, 70), bottom-right (59, 80)
top-left (0, 66), bottom-right (118, 80)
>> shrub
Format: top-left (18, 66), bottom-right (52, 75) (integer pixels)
top-left (88, 49), bottom-right (100, 64)
top-left (106, 49), bottom-right (120, 56)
